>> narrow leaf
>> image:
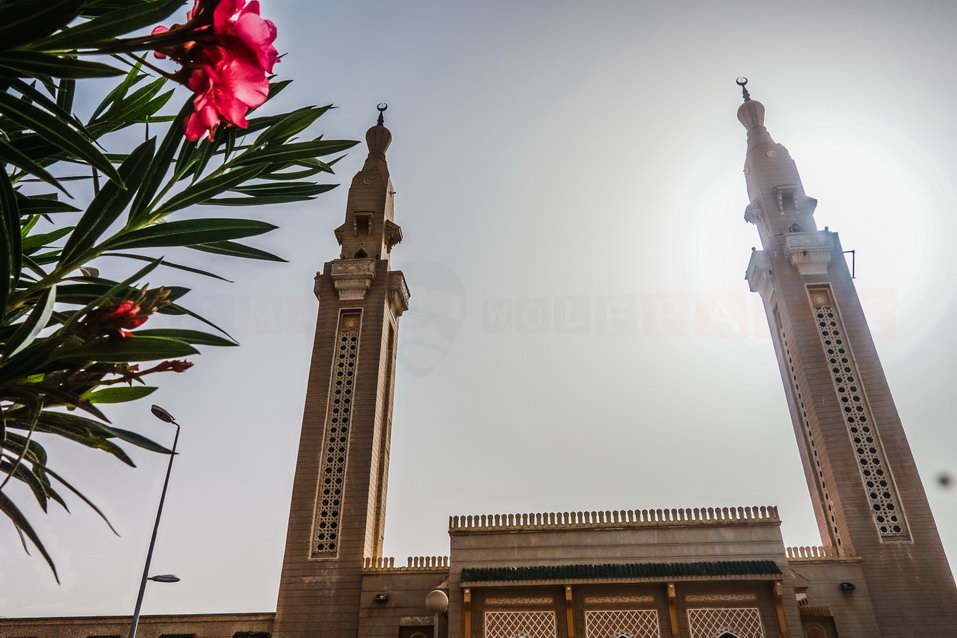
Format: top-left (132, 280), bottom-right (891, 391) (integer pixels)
top-left (0, 51), bottom-right (124, 78)
top-left (44, 466), bottom-right (118, 535)
top-left (102, 251), bottom-right (232, 282)
top-left (135, 328), bottom-right (237, 346)
top-left (153, 165), bottom-right (266, 216)
top-left (231, 140), bottom-right (359, 167)
top-left (0, 92), bottom-right (122, 185)
top-left (129, 98), bottom-right (192, 223)
top-left (0, 164), bottom-right (21, 313)
top-left (5, 285), bottom-right (55, 357)
top-left (81, 386), bottom-right (157, 404)
top-left (0, 141), bottom-right (67, 194)
top-left (0, 491), bottom-right (58, 582)
top-left (187, 239), bottom-right (286, 262)
top-left (103, 218), bottom-right (277, 251)
top-left (0, 0), bottom-right (84, 51)
top-left (59, 336), bottom-right (199, 363)
top-left (33, 0), bottom-right (187, 51)
top-left (60, 137), bottom-right (155, 265)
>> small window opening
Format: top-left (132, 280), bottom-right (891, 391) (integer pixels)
top-left (354, 213), bottom-right (372, 237)
top-left (354, 249), bottom-right (368, 259)
top-left (789, 223), bottom-right (801, 232)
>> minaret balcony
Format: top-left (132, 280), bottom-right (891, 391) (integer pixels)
top-left (784, 231), bottom-right (833, 276)
top-left (331, 257), bottom-right (378, 300)
top-left (745, 249), bottom-right (773, 297)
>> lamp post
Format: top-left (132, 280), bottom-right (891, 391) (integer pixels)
top-left (127, 405), bottom-right (182, 638)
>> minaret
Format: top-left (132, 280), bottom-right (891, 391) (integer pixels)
top-left (273, 106), bottom-right (410, 637)
top-left (739, 80), bottom-right (957, 635)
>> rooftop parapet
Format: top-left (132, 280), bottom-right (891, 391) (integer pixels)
top-left (364, 555), bottom-right (450, 572)
top-left (785, 545), bottom-right (857, 561)
top-left (449, 506), bottom-right (780, 533)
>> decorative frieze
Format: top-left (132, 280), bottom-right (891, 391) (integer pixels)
top-left (331, 257), bottom-right (376, 300)
top-left (485, 597), bottom-right (554, 607)
top-left (685, 594), bottom-right (757, 603)
top-left (784, 231), bottom-right (832, 275)
top-left (584, 595), bottom-right (655, 605)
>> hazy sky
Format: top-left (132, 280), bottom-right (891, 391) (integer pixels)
top-left (3, 0), bottom-right (957, 618)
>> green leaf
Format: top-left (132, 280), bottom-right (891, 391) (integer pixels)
top-left (0, 0), bottom-right (84, 51)
top-left (103, 218), bottom-right (277, 251)
top-left (128, 98), bottom-right (191, 223)
top-left (231, 140), bottom-right (359, 167)
top-left (255, 105), bottom-right (332, 145)
top-left (204, 194), bottom-right (319, 206)
top-left (135, 328), bottom-right (237, 346)
top-left (58, 257), bottom-right (162, 333)
top-left (90, 63), bottom-right (143, 121)
top-left (44, 466), bottom-right (118, 535)
top-left (153, 165), bottom-right (266, 216)
top-left (0, 140), bottom-right (68, 194)
top-left (105, 426), bottom-right (171, 454)
top-left (5, 285), bottom-right (55, 357)
top-left (0, 459), bottom-right (52, 512)
top-left (208, 182), bottom-right (337, 206)
top-left (97, 77), bottom-right (168, 124)
top-left (59, 336), bottom-right (198, 363)
top-left (0, 491), bottom-right (59, 582)
top-left (231, 182), bottom-right (336, 196)
top-left (102, 251), bottom-right (232, 282)
top-left (59, 137), bottom-right (155, 266)
top-left (187, 239), bottom-right (286, 262)
top-left (21, 226), bottom-right (73, 254)
top-left (0, 51), bottom-right (124, 79)
top-left (16, 194), bottom-right (81, 214)
top-left (33, 0), bottom-right (188, 51)
top-left (0, 164), bottom-right (21, 313)
top-left (81, 386), bottom-right (157, 403)
top-left (56, 77), bottom-right (76, 113)
top-left (158, 301), bottom-right (236, 342)
top-left (0, 91), bottom-right (123, 186)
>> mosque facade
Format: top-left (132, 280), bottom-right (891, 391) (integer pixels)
top-left (3, 89), bottom-right (956, 638)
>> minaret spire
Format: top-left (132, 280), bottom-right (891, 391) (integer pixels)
top-left (741, 84), bottom-right (957, 636)
top-left (274, 104), bottom-right (410, 638)
top-left (736, 80), bottom-right (817, 245)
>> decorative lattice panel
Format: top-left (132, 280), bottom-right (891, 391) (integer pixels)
top-left (485, 611), bottom-right (557, 638)
top-left (810, 289), bottom-right (909, 539)
top-left (776, 310), bottom-right (843, 548)
top-left (312, 313), bottom-right (361, 555)
top-left (585, 609), bottom-right (660, 638)
top-left (687, 608), bottom-right (765, 638)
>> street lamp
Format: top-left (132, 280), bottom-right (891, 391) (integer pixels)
top-left (127, 405), bottom-right (182, 638)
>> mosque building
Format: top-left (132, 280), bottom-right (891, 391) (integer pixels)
top-left (3, 85), bottom-right (956, 638)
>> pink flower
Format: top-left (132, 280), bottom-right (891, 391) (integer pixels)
top-left (83, 301), bottom-right (148, 338)
top-left (150, 0), bottom-right (278, 141)
top-left (214, 0), bottom-right (279, 74)
top-left (183, 45), bottom-right (269, 141)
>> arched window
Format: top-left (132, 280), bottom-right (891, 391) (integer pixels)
top-left (354, 249), bottom-right (367, 258)
top-left (718, 633), bottom-right (740, 638)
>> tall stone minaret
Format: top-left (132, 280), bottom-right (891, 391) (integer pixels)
top-left (739, 82), bottom-right (957, 635)
top-left (273, 107), bottom-right (409, 638)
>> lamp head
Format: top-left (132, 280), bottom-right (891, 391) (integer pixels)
top-left (148, 574), bottom-right (180, 583)
top-left (151, 404), bottom-right (176, 424)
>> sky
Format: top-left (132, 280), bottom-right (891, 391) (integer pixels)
top-left (3, 0), bottom-right (957, 618)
